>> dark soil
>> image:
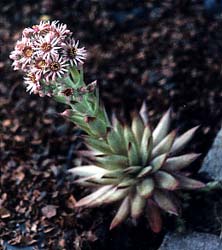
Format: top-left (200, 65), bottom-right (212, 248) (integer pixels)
top-left (1, 1), bottom-right (222, 249)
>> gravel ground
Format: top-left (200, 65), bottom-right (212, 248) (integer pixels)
top-left (1, 1), bottom-right (222, 249)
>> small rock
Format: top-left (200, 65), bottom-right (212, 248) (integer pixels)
top-left (201, 127), bottom-right (222, 181)
top-left (159, 232), bottom-right (222, 250)
top-left (41, 205), bottom-right (57, 218)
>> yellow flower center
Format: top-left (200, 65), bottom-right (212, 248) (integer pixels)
top-left (27, 73), bottom-right (37, 83)
top-left (23, 46), bottom-right (33, 58)
top-left (35, 59), bottom-right (46, 69)
top-left (68, 47), bottom-right (77, 58)
top-left (41, 42), bottom-right (52, 52)
top-left (49, 62), bottom-right (60, 72)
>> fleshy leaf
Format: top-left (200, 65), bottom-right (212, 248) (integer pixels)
top-left (174, 174), bottom-right (205, 189)
top-left (152, 130), bottom-right (176, 158)
top-left (137, 178), bottom-right (154, 198)
top-left (152, 109), bottom-right (171, 147)
top-left (68, 165), bottom-right (108, 177)
top-left (124, 126), bottom-right (138, 152)
top-left (103, 188), bottom-right (129, 204)
top-left (170, 126), bottom-right (199, 154)
top-left (75, 185), bottom-right (113, 207)
top-left (139, 101), bottom-right (148, 125)
top-left (110, 196), bottom-right (130, 230)
top-left (128, 142), bottom-right (140, 166)
top-left (163, 153), bottom-right (201, 171)
top-left (85, 137), bottom-right (112, 154)
top-left (118, 178), bottom-right (136, 188)
top-left (131, 114), bottom-right (145, 144)
top-left (137, 166), bottom-right (152, 178)
top-left (146, 200), bottom-right (162, 233)
top-left (107, 129), bottom-right (126, 154)
top-left (131, 192), bottom-right (146, 219)
top-left (141, 125), bottom-right (152, 165)
top-left (154, 171), bottom-right (179, 190)
top-left (150, 153), bottom-right (168, 172)
top-left (153, 190), bottom-right (179, 215)
top-left (96, 155), bottom-right (128, 169)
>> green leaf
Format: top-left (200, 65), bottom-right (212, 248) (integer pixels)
top-left (153, 109), bottom-right (171, 147)
top-left (85, 137), bottom-right (112, 154)
top-left (140, 126), bottom-right (152, 165)
top-left (163, 153), bottom-right (201, 171)
top-left (137, 178), bottom-right (154, 198)
top-left (110, 196), bottom-right (130, 230)
top-left (96, 155), bottom-right (128, 169)
top-left (75, 185), bottom-right (113, 207)
top-left (150, 153), bottom-right (167, 172)
top-left (124, 126), bottom-right (138, 151)
top-left (154, 171), bottom-right (179, 190)
top-left (87, 118), bottom-right (108, 137)
top-left (137, 166), bottom-right (152, 178)
top-left (131, 192), bottom-right (146, 219)
top-left (68, 165), bottom-right (108, 177)
top-left (153, 190), bottom-right (179, 215)
top-left (70, 66), bottom-right (81, 85)
top-left (170, 126), bottom-right (199, 155)
top-left (173, 174), bottom-right (205, 189)
top-left (107, 129), bottom-right (125, 154)
top-left (151, 130), bottom-right (176, 158)
top-left (146, 200), bottom-right (162, 233)
top-left (131, 114), bottom-right (144, 145)
top-left (128, 142), bottom-right (140, 166)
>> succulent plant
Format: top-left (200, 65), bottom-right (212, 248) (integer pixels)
top-left (69, 103), bottom-right (205, 232)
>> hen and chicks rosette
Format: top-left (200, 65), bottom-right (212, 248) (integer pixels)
top-left (69, 104), bottom-right (205, 232)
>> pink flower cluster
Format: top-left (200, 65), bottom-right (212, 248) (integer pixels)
top-left (10, 20), bottom-right (87, 94)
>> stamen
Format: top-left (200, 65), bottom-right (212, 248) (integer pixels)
top-left (23, 46), bottom-right (33, 57)
top-left (68, 47), bottom-right (77, 58)
top-left (41, 42), bottom-right (52, 52)
top-left (50, 62), bottom-right (60, 71)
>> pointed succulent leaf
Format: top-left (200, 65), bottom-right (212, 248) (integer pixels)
top-left (170, 126), bottom-right (199, 154)
top-left (85, 137), bottom-right (113, 154)
top-left (87, 118), bottom-right (107, 137)
top-left (124, 126), bottom-right (138, 151)
top-left (87, 187), bottom-right (118, 207)
top-left (107, 129), bottom-right (125, 154)
top-left (96, 155), bottom-right (128, 169)
top-left (70, 115), bottom-right (92, 134)
top-left (152, 108), bottom-right (171, 147)
top-left (131, 192), bottom-right (146, 219)
top-left (112, 113), bottom-right (124, 139)
top-left (153, 190), bottom-right (179, 215)
top-left (163, 153), bottom-right (201, 171)
top-left (137, 166), bottom-right (152, 178)
top-left (150, 153), bottom-right (168, 172)
top-left (118, 178), bottom-right (136, 188)
top-left (137, 178), bottom-right (154, 198)
top-left (174, 174), bottom-right (205, 189)
top-left (141, 125), bottom-right (152, 165)
top-left (110, 196), bottom-right (130, 230)
top-left (77, 150), bottom-right (104, 157)
top-left (139, 101), bottom-right (148, 125)
top-left (75, 185), bottom-right (113, 207)
top-left (87, 176), bottom-right (120, 185)
top-left (68, 165), bottom-right (108, 177)
top-left (128, 142), bottom-right (140, 166)
top-left (131, 114), bottom-right (144, 144)
top-left (123, 166), bottom-right (141, 174)
top-left (152, 130), bottom-right (176, 158)
top-left (104, 188), bottom-right (129, 204)
top-left (146, 200), bottom-right (162, 233)
top-left (154, 171), bottom-right (179, 190)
